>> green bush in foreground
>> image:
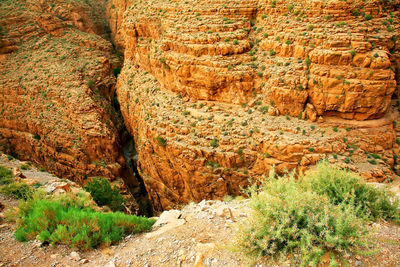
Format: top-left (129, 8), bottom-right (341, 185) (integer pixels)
top-left (236, 162), bottom-right (399, 265)
top-left (84, 177), bottom-right (125, 211)
top-left (0, 166), bottom-right (13, 185)
top-left (12, 193), bottom-right (155, 250)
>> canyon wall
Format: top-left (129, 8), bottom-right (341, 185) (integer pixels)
top-left (1, 0), bottom-right (400, 212)
top-left (110, 0), bottom-right (400, 211)
top-left (0, 0), bottom-right (126, 183)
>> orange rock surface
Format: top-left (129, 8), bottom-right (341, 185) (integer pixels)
top-left (109, 0), bottom-right (400, 210)
top-left (1, 0), bottom-right (400, 212)
top-left (0, 0), bottom-right (125, 182)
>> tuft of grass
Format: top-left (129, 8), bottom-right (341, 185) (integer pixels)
top-left (210, 138), bottom-right (219, 148)
top-left (20, 164), bottom-right (30, 170)
top-left (87, 79), bottom-right (95, 89)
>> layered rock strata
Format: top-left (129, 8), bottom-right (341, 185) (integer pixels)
top-left (0, 0), bottom-right (125, 182)
top-left (109, 0), bottom-right (400, 211)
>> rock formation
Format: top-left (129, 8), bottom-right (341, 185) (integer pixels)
top-left (0, 0), bottom-right (125, 183)
top-left (109, 0), bottom-right (400, 210)
top-left (1, 0), bottom-right (400, 212)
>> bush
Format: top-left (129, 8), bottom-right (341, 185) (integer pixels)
top-left (87, 79), bottom-right (95, 89)
top-left (303, 161), bottom-right (399, 222)
top-left (156, 136), bottom-right (167, 146)
top-left (12, 193), bottom-right (155, 250)
top-left (0, 182), bottom-right (32, 200)
top-left (210, 138), bottom-right (219, 148)
top-left (236, 170), bottom-right (369, 265)
top-left (113, 68), bottom-right (121, 77)
top-left (0, 166), bottom-right (13, 185)
top-left (84, 177), bottom-right (124, 211)
top-left (20, 164), bottom-right (30, 170)
top-left (235, 162), bottom-right (400, 264)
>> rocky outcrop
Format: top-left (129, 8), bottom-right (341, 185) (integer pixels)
top-left (108, 0), bottom-right (400, 211)
top-left (0, 0), bottom-right (125, 183)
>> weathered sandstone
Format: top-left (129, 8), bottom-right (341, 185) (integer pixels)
top-left (0, 0), bottom-right (125, 182)
top-left (109, 0), bottom-right (400, 210)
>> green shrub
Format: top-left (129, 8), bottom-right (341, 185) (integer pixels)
top-left (113, 68), bottom-right (121, 77)
top-left (364, 14), bottom-right (372, 20)
top-left (0, 166), bottom-right (13, 185)
top-left (236, 170), bottom-right (369, 265)
top-left (84, 178), bottom-right (124, 211)
top-left (269, 49), bottom-right (276, 56)
top-left (87, 79), bottom-right (95, 89)
top-left (303, 162), bottom-right (399, 222)
top-left (12, 194), bottom-right (154, 250)
top-left (156, 136), bottom-right (167, 146)
top-left (305, 57), bottom-right (311, 66)
top-left (0, 182), bottom-right (32, 200)
top-left (210, 138), bottom-right (219, 148)
top-left (235, 162), bottom-right (399, 264)
top-left (20, 164), bottom-right (30, 170)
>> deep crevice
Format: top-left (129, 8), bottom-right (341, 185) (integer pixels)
top-left (111, 91), bottom-right (154, 217)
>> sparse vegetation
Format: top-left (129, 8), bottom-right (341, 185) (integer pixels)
top-left (87, 79), bottom-right (95, 89)
top-left (364, 14), bottom-right (372, 20)
top-left (269, 49), bottom-right (276, 56)
top-left (0, 166), bottom-right (32, 200)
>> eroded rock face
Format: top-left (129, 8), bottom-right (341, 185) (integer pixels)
top-left (0, 0), bottom-right (125, 183)
top-left (111, 0), bottom-right (399, 119)
top-left (109, 0), bottom-right (400, 211)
